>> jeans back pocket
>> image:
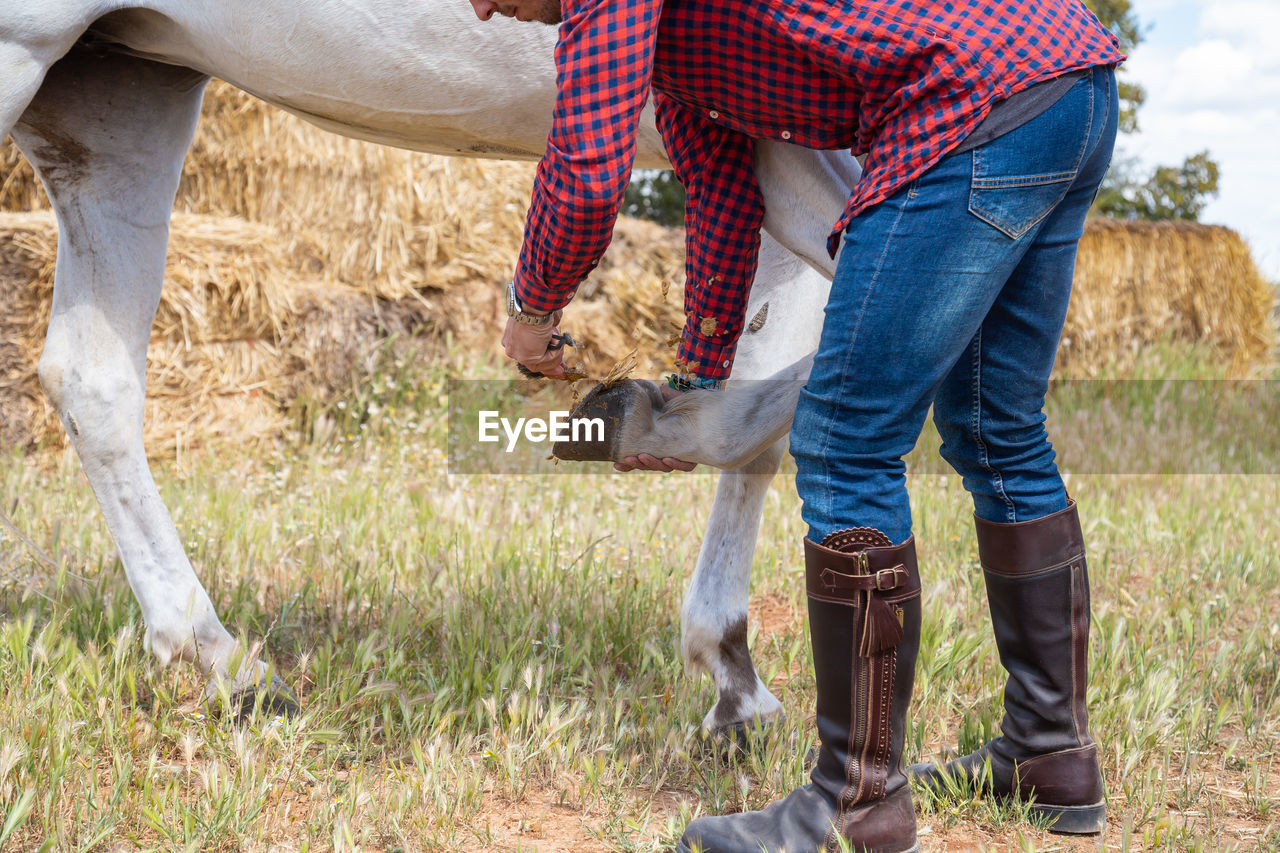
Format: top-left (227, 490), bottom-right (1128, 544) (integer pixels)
top-left (968, 165), bottom-right (1078, 240)
top-left (967, 75), bottom-right (1094, 240)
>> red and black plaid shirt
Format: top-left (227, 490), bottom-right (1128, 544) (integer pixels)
top-left (515, 0), bottom-right (1123, 379)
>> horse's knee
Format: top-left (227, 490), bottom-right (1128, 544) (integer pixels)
top-left (0, 36), bottom-right (65, 138)
top-left (35, 348), bottom-right (66, 412)
top-left (39, 329), bottom-right (144, 456)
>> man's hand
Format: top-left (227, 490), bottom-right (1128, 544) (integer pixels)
top-left (613, 454), bottom-right (698, 473)
top-left (503, 310), bottom-right (565, 378)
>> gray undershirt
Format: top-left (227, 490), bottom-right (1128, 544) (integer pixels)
top-left (950, 69), bottom-right (1089, 156)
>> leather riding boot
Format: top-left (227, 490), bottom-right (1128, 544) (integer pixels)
top-left (910, 500), bottom-right (1105, 834)
top-left (677, 529), bottom-right (922, 853)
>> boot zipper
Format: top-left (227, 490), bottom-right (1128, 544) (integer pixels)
top-left (850, 551), bottom-right (871, 803)
top-left (851, 637), bottom-right (870, 801)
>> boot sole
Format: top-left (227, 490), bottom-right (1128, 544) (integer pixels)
top-left (911, 762), bottom-right (1106, 835)
top-left (674, 842), bottom-right (921, 853)
top-left (1029, 799), bottom-right (1106, 835)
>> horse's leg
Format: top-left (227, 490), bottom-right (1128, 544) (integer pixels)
top-left (556, 147), bottom-right (857, 731)
top-left (674, 222), bottom-right (833, 733)
top-left (681, 437), bottom-right (788, 733)
top-left (12, 44), bottom-right (295, 713)
top-left (755, 140), bottom-right (853, 282)
top-left (0, 48), bottom-right (48, 140)
top-left (565, 233), bottom-right (823, 471)
top-left (0, 5), bottom-right (97, 138)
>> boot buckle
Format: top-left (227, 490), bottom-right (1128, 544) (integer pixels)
top-left (875, 568), bottom-right (902, 591)
top-left (817, 566), bottom-right (904, 591)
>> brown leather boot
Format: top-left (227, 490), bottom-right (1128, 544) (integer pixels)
top-left (677, 529), bottom-right (921, 853)
top-left (910, 501), bottom-right (1105, 834)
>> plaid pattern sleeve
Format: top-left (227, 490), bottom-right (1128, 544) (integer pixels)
top-left (655, 93), bottom-right (764, 381)
top-left (513, 0), bottom-right (663, 314)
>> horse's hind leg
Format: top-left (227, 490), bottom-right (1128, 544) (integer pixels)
top-left (12, 45), bottom-right (295, 713)
top-left (0, 48), bottom-right (46, 140)
top-left (0, 13), bottom-right (87, 138)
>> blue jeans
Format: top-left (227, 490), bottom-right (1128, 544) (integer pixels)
top-left (790, 66), bottom-right (1119, 544)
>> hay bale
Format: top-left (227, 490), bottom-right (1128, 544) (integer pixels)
top-left (0, 143), bottom-right (45, 211)
top-left (1063, 218), bottom-right (1276, 376)
top-left (5, 79), bottom-right (1274, 453)
top-left (142, 288), bottom-right (435, 452)
top-left (176, 82), bottom-right (535, 297)
top-left (150, 216), bottom-right (299, 344)
top-left (561, 217), bottom-right (686, 379)
top-left (2, 81), bottom-right (535, 298)
top-left (0, 211), bottom-right (439, 452)
top-left (0, 214), bottom-right (60, 449)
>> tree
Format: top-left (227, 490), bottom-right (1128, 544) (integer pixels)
top-left (1093, 150), bottom-right (1220, 220)
top-left (1082, 0), bottom-right (1222, 219)
top-left (1083, 0), bottom-right (1145, 133)
top-left (621, 169), bottom-right (685, 228)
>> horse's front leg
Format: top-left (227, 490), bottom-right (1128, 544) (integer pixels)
top-left (559, 350), bottom-right (812, 469)
top-left (558, 146), bottom-right (855, 731)
top-left (681, 438), bottom-right (788, 734)
top-left (14, 46), bottom-right (295, 714)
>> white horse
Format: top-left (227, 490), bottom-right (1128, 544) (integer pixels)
top-left (1, 0), bottom-right (850, 731)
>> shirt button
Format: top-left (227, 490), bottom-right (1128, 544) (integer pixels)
top-left (709, 110), bottom-right (720, 119)
top-left (723, 360), bottom-right (730, 368)
top-left (781, 131), bottom-right (792, 140)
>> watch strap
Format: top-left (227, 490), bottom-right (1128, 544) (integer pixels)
top-left (507, 280), bottom-right (555, 326)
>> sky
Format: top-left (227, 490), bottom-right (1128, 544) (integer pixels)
top-left (1118, 0), bottom-right (1280, 281)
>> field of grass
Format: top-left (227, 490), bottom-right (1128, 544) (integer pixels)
top-left (1, 345), bottom-right (1277, 852)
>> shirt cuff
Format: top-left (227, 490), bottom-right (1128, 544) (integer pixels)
top-left (677, 324), bottom-right (739, 381)
top-left (513, 262), bottom-right (575, 315)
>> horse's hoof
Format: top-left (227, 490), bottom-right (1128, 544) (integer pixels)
top-left (709, 720), bottom-right (751, 753)
top-left (552, 379), bottom-right (661, 462)
top-left (704, 714), bottom-right (787, 755)
top-left (234, 673), bottom-right (301, 720)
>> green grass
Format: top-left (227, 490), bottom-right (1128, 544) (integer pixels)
top-left (0, 344), bottom-right (1277, 851)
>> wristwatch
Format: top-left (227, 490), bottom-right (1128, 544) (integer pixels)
top-left (506, 281), bottom-right (555, 326)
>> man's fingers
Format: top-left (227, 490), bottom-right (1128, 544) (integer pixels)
top-left (614, 453), bottom-right (697, 472)
top-left (535, 361), bottom-right (567, 379)
top-left (503, 316), bottom-right (570, 377)
top-left (521, 345), bottom-right (566, 377)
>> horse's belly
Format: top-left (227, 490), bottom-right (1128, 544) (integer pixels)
top-left (89, 0), bottom-right (669, 164)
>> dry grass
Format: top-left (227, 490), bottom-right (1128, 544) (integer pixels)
top-left (0, 213), bottom-right (441, 452)
top-left (1, 375), bottom-right (1276, 851)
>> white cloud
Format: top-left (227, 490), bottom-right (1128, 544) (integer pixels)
top-left (1160, 39), bottom-right (1268, 108)
top-left (1122, 0), bottom-right (1280, 280)
top-left (1199, 1), bottom-right (1280, 49)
